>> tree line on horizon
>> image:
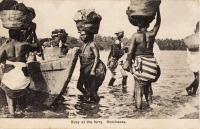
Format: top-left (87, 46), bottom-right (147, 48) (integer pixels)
top-left (0, 35), bottom-right (186, 50)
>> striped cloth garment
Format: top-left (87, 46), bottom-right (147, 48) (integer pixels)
top-left (133, 56), bottom-right (160, 82)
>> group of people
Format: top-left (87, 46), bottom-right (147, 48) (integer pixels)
top-left (76, 7), bottom-right (161, 109)
top-left (76, 7), bottom-right (199, 111)
top-left (0, 6), bottom-right (198, 115)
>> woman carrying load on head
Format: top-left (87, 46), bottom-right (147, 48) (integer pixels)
top-left (0, 22), bottom-right (39, 115)
top-left (123, 7), bottom-right (161, 109)
top-left (74, 9), bottom-right (106, 103)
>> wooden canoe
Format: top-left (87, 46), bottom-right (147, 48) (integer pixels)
top-left (27, 47), bottom-right (80, 106)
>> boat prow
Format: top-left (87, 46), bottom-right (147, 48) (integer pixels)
top-left (27, 47), bottom-right (80, 106)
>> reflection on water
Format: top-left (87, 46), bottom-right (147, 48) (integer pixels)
top-left (0, 51), bottom-right (199, 118)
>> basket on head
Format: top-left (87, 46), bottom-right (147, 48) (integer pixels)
top-left (127, 0), bottom-right (161, 26)
top-left (74, 8), bottom-right (102, 34)
top-left (0, 10), bottom-right (34, 29)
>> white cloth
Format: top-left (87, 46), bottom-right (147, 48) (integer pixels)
top-left (187, 49), bottom-right (200, 72)
top-left (153, 42), bottom-right (161, 64)
top-left (111, 53), bottom-right (127, 79)
top-left (1, 60), bottom-right (30, 90)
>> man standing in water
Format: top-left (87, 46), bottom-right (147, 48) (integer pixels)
top-left (123, 7), bottom-right (161, 109)
top-left (0, 23), bottom-right (39, 115)
top-left (107, 31), bottom-right (128, 91)
top-left (185, 21), bottom-right (199, 96)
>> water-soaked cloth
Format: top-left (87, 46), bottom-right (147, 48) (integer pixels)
top-left (187, 49), bottom-right (200, 72)
top-left (78, 42), bottom-right (106, 92)
top-left (1, 60), bottom-right (30, 90)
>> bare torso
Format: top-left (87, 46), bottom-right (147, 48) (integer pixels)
top-left (0, 40), bottom-right (37, 63)
top-left (134, 31), bottom-right (155, 56)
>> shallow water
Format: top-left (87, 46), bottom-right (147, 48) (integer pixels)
top-left (0, 51), bottom-right (199, 118)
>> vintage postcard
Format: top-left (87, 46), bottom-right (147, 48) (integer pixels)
top-left (0, 0), bottom-right (199, 129)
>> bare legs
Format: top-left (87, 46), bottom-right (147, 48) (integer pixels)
top-left (186, 72), bottom-right (199, 95)
top-left (6, 94), bottom-right (26, 115)
top-left (134, 79), bottom-right (152, 109)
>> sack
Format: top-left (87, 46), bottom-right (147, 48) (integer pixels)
top-left (0, 10), bottom-right (34, 29)
top-left (127, 0), bottom-right (161, 26)
top-left (107, 57), bottom-right (118, 70)
top-left (184, 32), bottom-right (199, 50)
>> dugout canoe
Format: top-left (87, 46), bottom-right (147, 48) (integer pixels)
top-left (27, 47), bottom-right (80, 106)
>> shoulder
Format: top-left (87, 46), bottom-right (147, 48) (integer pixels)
top-left (131, 33), bottom-right (139, 40)
top-left (89, 42), bottom-right (98, 48)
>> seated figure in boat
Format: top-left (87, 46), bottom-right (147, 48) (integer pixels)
top-left (0, 23), bottom-right (39, 115)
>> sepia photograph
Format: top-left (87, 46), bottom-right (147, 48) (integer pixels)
top-left (0, 0), bottom-right (199, 129)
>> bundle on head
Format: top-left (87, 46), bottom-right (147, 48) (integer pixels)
top-left (74, 8), bottom-right (102, 34)
top-left (51, 29), bottom-right (68, 43)
top-left (126, 0), bottom-right (161, 26)
top-left (0, 2), bottom-right (35, 29)
top-left (0, 0), bottom-right (18, 11)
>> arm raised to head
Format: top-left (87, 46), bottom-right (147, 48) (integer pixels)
top-left (150, 7), bottom-right (161, 36)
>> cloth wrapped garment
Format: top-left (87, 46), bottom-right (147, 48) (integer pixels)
top-left (133, 55), bottom-right (160, 82)
top-left (110, 54), bottom-right (127, 79)
top-left (1, 60), bottom-right (30, 90)
top-left (187, 49), bottom-right (200, 72)
top-left (79, 56), bottom-right (106, 87)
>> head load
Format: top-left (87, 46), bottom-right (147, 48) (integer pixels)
top-left (126, 0), bottom-right (161, 27)
top-left (0, 0), bottom-right (35, 29)
top-left (74, 8), bottom-right (102, 34)
top-left (51, 29), bottom-right (68, 43)
top-left (115, 30), bottom-right (124, 38)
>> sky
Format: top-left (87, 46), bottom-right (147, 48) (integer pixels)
top-left (0, 0), bottom-right (199, 39)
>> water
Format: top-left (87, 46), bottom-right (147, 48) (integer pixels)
top-left (0, 51), bottom-right (198, 118)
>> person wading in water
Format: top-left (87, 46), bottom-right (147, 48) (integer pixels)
top-left (123, 7), bottom-right (161, 109)
top-left (0, 23), bottom-right (39, 115)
